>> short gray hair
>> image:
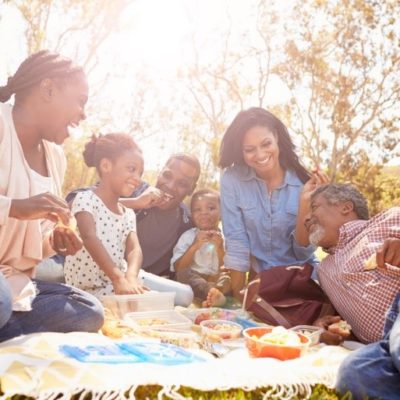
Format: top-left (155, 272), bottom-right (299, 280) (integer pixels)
top-left (311, 184), bottom-right (369, 220)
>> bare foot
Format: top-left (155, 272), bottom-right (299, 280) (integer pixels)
top-left (203, 287), bottom-right (226, 307)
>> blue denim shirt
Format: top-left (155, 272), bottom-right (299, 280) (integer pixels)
top-left (220, 165), bottom-right (317, 272)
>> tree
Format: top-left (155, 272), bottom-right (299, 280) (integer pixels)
top-left (272, 0), bottom-right (400, 180)
top-left (338, 151), bottom-right (400, 216)
top-left (176, 1), bottom-right (283, 187)
top-left (3, 0), bottom-right (398, 209)
top-left (5, 0), bottom-right (128, 61)
top-left (4, 0), bottom-right (134, 194)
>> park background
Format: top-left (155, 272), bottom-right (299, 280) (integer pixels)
top-left (1, 0), bottom-right (399, 215)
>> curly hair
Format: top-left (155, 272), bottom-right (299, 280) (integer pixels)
top-left (83, 133), bottom-right (142, 173)
top-left (311, 184), bottom-right (369, 220)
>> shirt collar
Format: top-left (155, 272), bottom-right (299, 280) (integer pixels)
top-left (236, 165), bottom-right (301, 187)
top-left (325, 219), bottom-right (368, 254)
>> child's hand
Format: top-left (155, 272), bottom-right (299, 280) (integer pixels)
top-left (193, 230), bottom-right (212, 248)
top-left (134, 186), bottom-right (169, 209)
top-left (209, 230), bottom-right (224, 249)
top-left (112, 275), bottom-right (138, 295)
top-left (126, 275), bottom-right (148, 294)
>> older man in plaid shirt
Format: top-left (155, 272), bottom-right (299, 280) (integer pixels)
top-left (304, 183), bottom-right (400, 399)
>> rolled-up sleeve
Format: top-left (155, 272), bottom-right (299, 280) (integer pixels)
top-left (170, 229), bottom-right (195, 272)
top-left (220, 172), bottom-right (250, 272)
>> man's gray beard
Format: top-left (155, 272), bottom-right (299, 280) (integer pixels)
top-left (309, 224), bottom-right (326, 246)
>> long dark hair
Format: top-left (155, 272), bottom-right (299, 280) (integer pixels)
top-left (0, 50), bottom-right (85, 103)
top-left (218, 107), bottom-right (309, 183)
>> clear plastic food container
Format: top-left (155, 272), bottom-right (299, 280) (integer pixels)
top-left (290, 325), bottom-right (324, 346)
top-left (200, 319), bottom-right (242, 342)
top-left (137, 328), bottom-right (198, 348)
top-left (123, 309), bottom-right (192, 331)
top-left (101, 292), bottom-right (175, 318)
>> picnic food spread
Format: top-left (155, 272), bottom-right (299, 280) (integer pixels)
top-left (0, 294), bottom-right (356, 399)
top-left (0, 330), bottom-right (352, 399)
top-left (0, 294), bottom-right (355, 397)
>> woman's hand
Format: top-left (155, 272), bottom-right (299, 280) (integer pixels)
top-left (295, 169), bottom-right (330, 246)
top-left (51, 226), bottom-right (83, 256)
top-left (9, 192), bottom-right (71, 225)
top-left (301, 170), bottom-right (330, 203)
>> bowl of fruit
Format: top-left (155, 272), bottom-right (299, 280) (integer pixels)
top-left (200, 319), bottom-right (242, 342)
top-left (243, 326), bottom-right (310, 360)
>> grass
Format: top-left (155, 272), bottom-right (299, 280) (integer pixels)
top-left (1, 385), bottom-right (355, 399)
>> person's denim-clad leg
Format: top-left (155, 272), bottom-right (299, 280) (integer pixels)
top-left (336, 293), bottom-right (400, 400)
top-left (0, 272), bottom-right (12, 330)
top-left (139, 270), bottom-right (194, 307)
top-left (389, 295), bottom-right (400, 384)
top-left (0, 280), bottom-right (104, 342)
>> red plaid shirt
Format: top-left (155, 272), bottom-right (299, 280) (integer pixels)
top-left (317, 208), bottom-right (400, 343)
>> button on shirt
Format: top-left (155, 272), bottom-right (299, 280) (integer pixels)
top-left (220, 166), bottom-right (316, 272)
top-left (318, 208), bottom-right (400, 343)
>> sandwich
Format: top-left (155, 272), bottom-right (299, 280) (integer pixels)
top-left (364, 253), bottom-right (377, 271)
top-left (328, 320), bottom-right (352, 337)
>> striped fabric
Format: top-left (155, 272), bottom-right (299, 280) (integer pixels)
top-left (318, 208), bottom-right (400, 343)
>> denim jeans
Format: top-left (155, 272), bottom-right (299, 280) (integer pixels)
top-left (0, 272), bottom-right (12, 330)
top-left (336, 293), bottom-right (400, 400)
top-left (0, 280), bottom-right (104, 342)
top-left (35, 255), bottom-right (66, 283)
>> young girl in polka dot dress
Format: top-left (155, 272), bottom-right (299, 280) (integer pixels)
top-left (64, 133), bottom-right (146, 296)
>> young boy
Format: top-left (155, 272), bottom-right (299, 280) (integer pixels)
top-left (171, 189), bottom-right (230, 307)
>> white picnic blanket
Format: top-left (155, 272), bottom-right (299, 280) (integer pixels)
top-left (0, 332), bottom-right (351, 400)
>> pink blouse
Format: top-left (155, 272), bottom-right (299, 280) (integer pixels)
top-left (0, 102), bottom-right (66, 311)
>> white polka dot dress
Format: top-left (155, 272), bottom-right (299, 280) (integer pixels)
top-left (64, 190), bottom-right (136, 296)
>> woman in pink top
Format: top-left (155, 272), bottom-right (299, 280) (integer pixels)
top-left (0, 50), bottom-right (103, 342)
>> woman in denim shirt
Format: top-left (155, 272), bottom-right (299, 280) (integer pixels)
top-left (219, 108), bottom-right (327, 299)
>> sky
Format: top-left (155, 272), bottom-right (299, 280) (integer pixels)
top-left (0, 0), bottom-right (296, 171)
top-left (0, 0), bottom-right (398, 170)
